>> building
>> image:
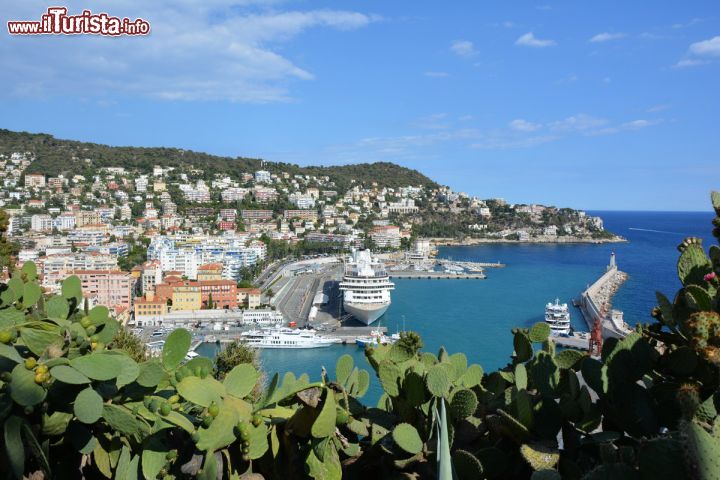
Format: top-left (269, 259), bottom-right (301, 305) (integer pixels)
top-left (198, 280), bottom-right (238, 309)
top-left (387, 198), bottom-right (419, 214)
top-left (289, 193), bottom-right (316, 209)
top-left (41, 253), bottom-right (118, 275)
top-left (283, 210), bottom-right (318, 221)
top-left (369, 225), bottom-right (402, 248)
top-left (134, 292), bottom-right (167, 319)
top-left (24, 174), bottom-right (46, 188)
top-left (197, 263), bottom-right (223, 281)
top-left (221, 187), bottom-right (249, 202)
top-left (254, 170), bottom-right (272, 184)
top-left (74, 270), bottom-right (133, 312)
top-left (242, 210), bottom-right (273, 222)
top-left (253, 187), bottom-right (278, 203)
top-left (237, 288), bottom-right (262, 309)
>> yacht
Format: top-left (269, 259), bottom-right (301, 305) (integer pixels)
top-left (545, 298), bottom-right (571, 336)
top-left (339, 250), bottom-right (395, 325)
top-left (355, 328), bottom-right (398, 348)
top-left (239, 327), bottom-right (336, 349)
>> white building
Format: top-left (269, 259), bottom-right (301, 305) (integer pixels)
top-left (254, 170), bottom-right (272, 184)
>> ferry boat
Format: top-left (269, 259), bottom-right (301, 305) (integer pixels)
top-left (339, 250), bottom-right (395, 325)
top-left (239, 327), bottom-right (336, 349)
top-left (545, 298), bottom-right (571, 336)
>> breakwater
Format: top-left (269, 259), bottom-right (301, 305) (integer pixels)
top-left (578, 253), bottom-right (631, 339)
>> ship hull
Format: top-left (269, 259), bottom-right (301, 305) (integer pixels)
top-left (344, 302), bottom-right (390, 325)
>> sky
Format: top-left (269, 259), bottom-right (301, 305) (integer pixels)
top-left (1, 1), bottom-right (718, 211)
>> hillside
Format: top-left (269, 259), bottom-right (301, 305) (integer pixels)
top-left (0, 129), bottom-right (437, 193)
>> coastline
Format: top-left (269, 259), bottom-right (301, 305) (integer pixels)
top-left (429, 235), bottom-right (627, 246)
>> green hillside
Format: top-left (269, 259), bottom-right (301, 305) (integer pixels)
top-left (0, 129), bottom-right (438, 193)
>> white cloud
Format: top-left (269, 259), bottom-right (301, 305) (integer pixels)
top-left (424, 71), bottom-right (450, 77)
top-left (589, 32), bottom-right (626, 43)
top-left (689, 36), bottom-right (720, 57)
top-left (0, 1), bottom-right (376, 102)
top-left (548, 114), bottom-right (607, 132)
top-left (515, 32), bottom-right (556, 48)
top-left (509, 119), bottom-right (541, 132)
top-left (674, 59), bottom-right (710, 68)
top-left (672, 18), bottom-right (703, 29)
top-left (647, 104), bottom-right (671, 113)
top-left (451, 40), bottom-right (477, 57)
top-left (590, 119), bottom-right (662, 136)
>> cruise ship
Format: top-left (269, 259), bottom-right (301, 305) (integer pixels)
top-left (544, 298), bottom-right (571, 336)
top-left (239, 327), bottom-right (336, 349)
top-left (339, 250), bottom-right (395, 325)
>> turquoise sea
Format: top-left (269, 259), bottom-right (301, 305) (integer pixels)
top-left (197, 211), bottom-right (716, 403)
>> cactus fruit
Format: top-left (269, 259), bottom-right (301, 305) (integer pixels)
top-left (686, 311), bottom-right (720, 365)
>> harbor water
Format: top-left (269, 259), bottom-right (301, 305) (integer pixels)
top-left (196, 210), bottom-right (716, 403)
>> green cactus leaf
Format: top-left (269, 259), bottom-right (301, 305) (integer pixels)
top-left (438, 346), bottom-right (449, 363)
top-left (421, 351), bottom-right (438, 367)
top-left (357, 369), bottom-right (370, 397)
top-left (712, 191), bottom-right (720, 214)
top-left (223, 363), bottom-right (259, 398)
top-left (435, 400), bottom-right (453, 480)
top-left (61, 275), bottom-right (82, 302)
top-left (637, 438), bottom-right (686, 479)
top-left (70, 352), bottom-right (122, 381)
top-left (136, 359), bottom-right (167, 387)
top-left (115, 446), bottom-right (131, 480)
top-left (668, 346), bottom-right (698, 376)
top-left (247, 423), bottom-right (269, 460)
top-left (177, 375), bottom-right (225, 407)
top-left (19, 327), bottom-right (63, 356)
top-left (141, 434), bottom-right (168, 480)
top-left (515, 389), bottom-right (534, 429)
top-left (10, 363), bottom-right (46, 406)
top-left (685, 285), bottom-right (713, 311)
top-left (311, 388), bottom-right (337, 438)
top-left (450, 388), bottom-right (478, 419)
top-left (520, 443), bottom-right (559, 470)
top-left (74, 387), bottom-right (104, 424)
top-left (488, 409), bottom-right (530, 443)
top-left (515, 363), bottom-right (528, 390)
top-left (531, 352), bottom-right (560, 397)
top-left (21, 262), bottom-right (38, 281)
top-left (94, 318), bottom-right (119, 345)
top-left (46, 296), bottom-right (70, 321)
top-left (531, 470), bottom-right (561, 480)
top-left (22, 282), bottom-right (41, 308)
top-left (583, 463), bottom-right (639, 479)
top-left (335, 354), bottom-right (353, 385)
top-left (0, 343), bottom-right (23, 363)
top-left (453, 450), bottom-right (483, 480)
top-left (4, 415), bottom-right (25, 478)
top-left (554, 349), bottom-right (585, 370)
top-left (51, 365), bottom-right (91, 384)
top-left (161, 328), bottom-right (191, 370)
top-left (306, 440), bottom-right (341, 480)
top-left (427, 363), bottom-right (451, 397)
top-left (678, 242), bottom-right (711, 286)
top-left (184, 356), bottom-right (214, 375)
top-left (392, 422), bottom-right (423, 455)
top-left (529, 322), bottom-right (551, 343)
top-left (388, 343), bottom-right (413, 363)
top-left (581, 357), bottom-right (606, 395)
top-left (682, 420), bottom-right (720, 480)
top-left (198, 452), bottom-right (219, 480)
top-left (102, 351), bottom-right (139, 388)
top-left (449, 352), bottom-right (468, 380)
top-left (88, 305), bottom-right (109, 323)
top-left (8, 277), bottom-right (24, 298)
top-left (0, 308), bottom-right (24, 327)
top-left (655, 292), bottom-right (676, 327)
top-left (514, 332), bottom-right (533, 362)
top-left (378, 361), bottom-right (401, 397)
top-left (461, 364), bottom-right (484, 388)
top-left (196, 404), bottom-right (238, 451)
top-left (102, 404), bottom-right (147, 437)
top-left (41, 411), bottom-right (73, 436)
top-left (93, 440), bottom-right (112, 478)
top-left (403, 371), bottom-right (427, 407)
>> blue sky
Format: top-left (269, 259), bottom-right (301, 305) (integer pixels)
top-left (1, 1), bottom-right (718, 211)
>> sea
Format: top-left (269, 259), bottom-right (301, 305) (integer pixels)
top-left (196, 211), bottom-right (716, 403)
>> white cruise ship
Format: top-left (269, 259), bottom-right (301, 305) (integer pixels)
top-left (544, 298), bottom-right (571, 336)
top-left (239, 327), bottom-right (335, 349)
top-left (339, 250), bottom-right (395, 325)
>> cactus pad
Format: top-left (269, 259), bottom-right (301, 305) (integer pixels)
top-left (450, 389), bottom-right (478, 419)
top-left (520, 443), bottom-right (559, 470)
top-left (392, 423), bottom-right (423, 455)
top-left (452, 450), bottom-right (483, 480)
top-left (426, 364), bottom-right (451, 398)
top-left (529, 322), bottom-right (551, 343)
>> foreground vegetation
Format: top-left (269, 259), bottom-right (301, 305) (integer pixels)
top-left (1, 192), bottom-right (720, 479)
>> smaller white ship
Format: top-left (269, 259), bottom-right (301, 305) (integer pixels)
top-left (545, 298), bottom-right (571, 336)
top-left (355, 328), bottom-right (399, 348)
top-left (240, 327), bottom-right (336, 349)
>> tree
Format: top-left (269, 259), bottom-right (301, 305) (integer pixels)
top-left (108, 325), bottom-right (147, 363)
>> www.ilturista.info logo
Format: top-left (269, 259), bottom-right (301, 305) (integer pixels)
top-left (7, 7), bottom-right (150, 36)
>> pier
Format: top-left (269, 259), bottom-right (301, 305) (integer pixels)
top-left (578, 253), bottom-right (632, 340)
top-left (389, 271), bottom-right (486, 280)
top-left (553, 332), bottom-right (592, 351)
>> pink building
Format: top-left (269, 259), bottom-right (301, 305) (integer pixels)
top-left (73, 270), bottom-right (133, 313)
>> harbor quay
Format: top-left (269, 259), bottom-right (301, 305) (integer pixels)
top-left (578, 253), bottom-right (632, 339)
